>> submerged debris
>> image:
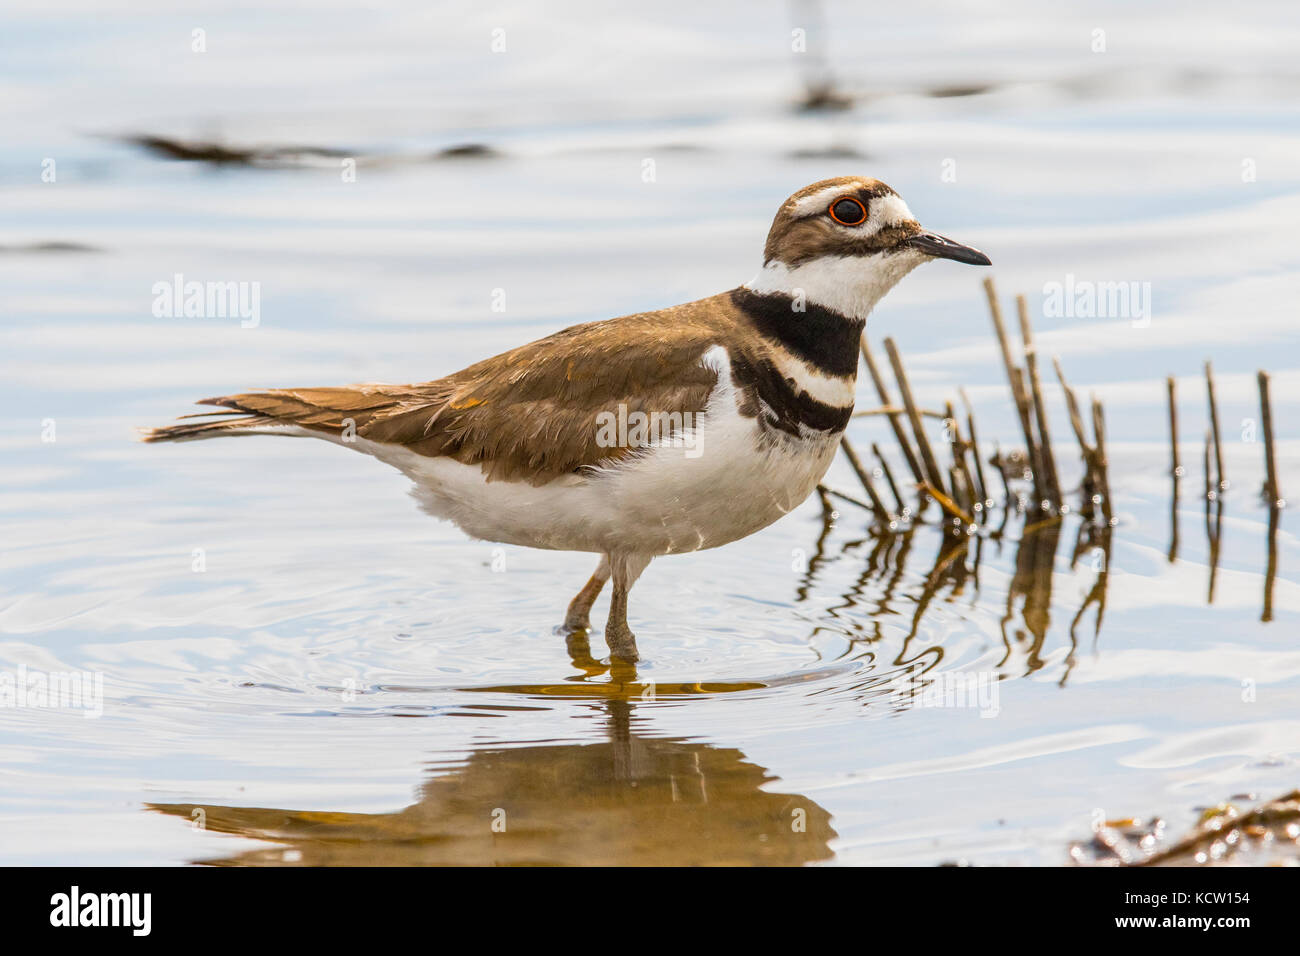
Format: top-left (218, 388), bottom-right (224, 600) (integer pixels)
top-left (1069, 789), bottom-right (1300, 866)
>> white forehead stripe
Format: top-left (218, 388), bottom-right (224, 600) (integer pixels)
top-left (863, 193), bottom-right (916, 231)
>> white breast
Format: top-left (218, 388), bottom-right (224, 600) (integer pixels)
top-left (345, 345), bottom-right (843, 555)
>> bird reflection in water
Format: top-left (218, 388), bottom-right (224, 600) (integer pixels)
top-left (147, 698), bottom-right (836, 866)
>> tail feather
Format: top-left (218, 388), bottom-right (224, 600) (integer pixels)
top-left (142, 387), bottom-right (409, 445)
top-left (140, 411), bottom-right (281, 443)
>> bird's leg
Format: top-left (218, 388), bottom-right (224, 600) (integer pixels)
top-left (563, 554), bottom-right (610, 631)
top-left (605, 552), bottom-right (652, 662)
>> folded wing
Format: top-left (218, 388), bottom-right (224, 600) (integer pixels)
top-left (145, 302), bottom-right (730, 485)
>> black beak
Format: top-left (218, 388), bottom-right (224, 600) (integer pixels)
top-left (906, 232), bottom-right (992, 266)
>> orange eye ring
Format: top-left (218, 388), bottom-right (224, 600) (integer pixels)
top-left (828, 197), bottom-right (868, 226)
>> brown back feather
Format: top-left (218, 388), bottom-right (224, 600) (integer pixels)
top-left (179, 293), bottom-right (746, 485)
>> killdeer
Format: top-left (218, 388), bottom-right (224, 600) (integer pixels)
top-left (145, 176), bottom-right (990, 662)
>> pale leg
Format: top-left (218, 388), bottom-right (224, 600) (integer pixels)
top-left (563, 554), bottom-right (610, 631)
top-left (605, 552), bottom-right (652, 662)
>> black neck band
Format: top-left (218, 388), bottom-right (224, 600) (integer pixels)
top-left (730, 288), bottom-right (863, 378)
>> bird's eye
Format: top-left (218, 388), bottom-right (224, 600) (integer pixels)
top-left (828, 197), bottom-right (868, 226)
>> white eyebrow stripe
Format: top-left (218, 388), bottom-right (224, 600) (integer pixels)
top-left (788, 188), bottom-right (918, 233)
top-left (789, 184), bottom-right (857, 217)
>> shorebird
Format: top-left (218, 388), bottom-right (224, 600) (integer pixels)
top-left (145, 176), bottom-right (990, 661)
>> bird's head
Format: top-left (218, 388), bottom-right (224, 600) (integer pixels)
top-left (746, 176), bottom-right (990, 320)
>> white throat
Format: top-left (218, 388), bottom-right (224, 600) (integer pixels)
top-left (744, 251), bottom-right (927, 321)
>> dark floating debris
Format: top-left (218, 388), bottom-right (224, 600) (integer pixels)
top-left (0, 241), bottom-right (101, 254)
top-left (123, 134), bottom-right (350, 167)
top-left (796, 81), bottom-right (854, 112)
top-left (1069, 788), bottom-right (1300, 866)
top-left (433, 143), bottom-right (499, 159)
top-left (119, 133), bottom-right (505, 169)
top-left (787, 145), bottom-right (868, 160)
top-left (925, 84), bottom-right (994, 99)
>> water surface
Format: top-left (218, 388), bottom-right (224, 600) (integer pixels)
top-left (2, 0), bottom-right (1299, 865)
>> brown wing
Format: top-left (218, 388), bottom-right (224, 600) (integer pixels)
top-left (153, 293), bottom-right (738, 485)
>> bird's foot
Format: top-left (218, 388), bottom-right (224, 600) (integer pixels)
top-left (560, 609), bottom-right (591, 633)
top-left (604, 622), bottom-right (640, 663)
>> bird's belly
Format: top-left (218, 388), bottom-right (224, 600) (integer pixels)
top-left (590, 412), bottom-right (840, 554)
top-left (353, 407), bottom-right (841, 556)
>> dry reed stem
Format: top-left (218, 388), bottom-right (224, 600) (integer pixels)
top-left (1091, 397), bottom-right (1113, 525)
top-left (859, 339), bottom-right (926, 489)
top-left (984, 277), bottom-right (1045, 506)
top-left (924, 482), bottom-right (973, 525)
top-left (884, 336), bottom-right (946, 496)
top-left (839, 434), bottom-right (889, 517)
top-left (1205, 360), bottom-right (1226, 493)
top-left (1258, 371), bottom-right (1280, 506)
top-left (1017, 294), bottom-right (1062, 508)
top-left (872, 442), bottom-right (907, 515)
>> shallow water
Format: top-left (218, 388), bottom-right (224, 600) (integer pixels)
top-left (2, 1), bottom-right (1300, 865)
